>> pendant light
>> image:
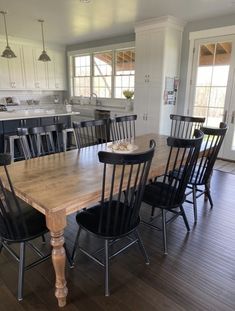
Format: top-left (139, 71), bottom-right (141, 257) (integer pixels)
top-left (38, 19), bottom-right (51, 62)
top-left (0, 11), bottom-right (16, 58)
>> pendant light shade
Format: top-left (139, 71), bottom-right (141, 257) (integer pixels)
top-left (38, 19), bottom-right (51, 62)
top-left (0, 11), bottom-right (17, 59)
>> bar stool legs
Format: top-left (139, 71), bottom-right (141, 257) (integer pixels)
top-left (62, 128), bottom-right (78, 151)
top-left (4, 135), bottom-right (21, 163)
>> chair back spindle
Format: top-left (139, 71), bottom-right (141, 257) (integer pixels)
top-left (190, 122), bottom-right (227, 185)
top-left (170, 114), bottom-right (205, 139)
top-left (152, 130), bottom-right (204, 208)
top-left (110, 115), bottom-right (137, 141)
top-left (73, 119), bottom-right (109, 148)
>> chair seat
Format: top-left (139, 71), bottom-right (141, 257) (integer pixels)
top-left (76, 201), bottom-right (140, 239)
top-left (4, 134), bottom-right (19, 139)
top-left (0, 191), bottom-right (48, 242)
top-left (142, 182), bottom-right (185, 209)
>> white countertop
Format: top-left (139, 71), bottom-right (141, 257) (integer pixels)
top-left (72, 104), bottom-right (132, 113)
top-left (0, 110), bottom-right (80, 121)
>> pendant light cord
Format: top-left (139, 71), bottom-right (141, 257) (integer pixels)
top-left (39, 20), bottom-right (45, 51)
top-left (0, 12), bottom-right (9, 47)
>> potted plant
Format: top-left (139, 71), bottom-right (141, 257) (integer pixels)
top-left (123, 89), bottom-right (134, 111)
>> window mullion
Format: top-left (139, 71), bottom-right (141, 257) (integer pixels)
top-left (112, 49), bottom-right (115, 99)
top-left (90, 53), bottom-right (93, 96)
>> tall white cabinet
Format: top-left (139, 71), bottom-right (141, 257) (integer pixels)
top-left (134, 16), bottom-right (184, 135)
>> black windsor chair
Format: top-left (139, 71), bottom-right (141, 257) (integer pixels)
top-left (73, 119), bottom-right (109, 148)
top-left (17, 124), bottom-right (65, 160)
top-left (110, 114), bottom-right (137, 141)
top-left (0, 153), bottom-right (50, 301)
top-left (184, 122), bottom-right (227, 222)
top-left (71, 140), bottom-right (156, 296)
top-left (141, 130), bottom-right (204, 254)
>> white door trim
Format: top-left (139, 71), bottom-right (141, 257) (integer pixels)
top-left (189, 25), bottom-right (235, 41)
top-left (185, 26), bottom-right (235, 115)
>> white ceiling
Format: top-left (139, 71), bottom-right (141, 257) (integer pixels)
top-left (0, 0), bottom-right (235, 46)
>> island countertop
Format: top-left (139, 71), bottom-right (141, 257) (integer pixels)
top-left (0, 110), bottom-right (80, 121)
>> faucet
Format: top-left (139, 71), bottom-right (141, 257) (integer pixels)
top-left (90, 92), bottom-right (98, 105)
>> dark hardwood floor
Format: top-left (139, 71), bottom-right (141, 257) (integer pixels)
top-left (0, 170), bottom-right (235, 311)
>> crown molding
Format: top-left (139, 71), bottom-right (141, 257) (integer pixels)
top-left (135, 15), bottom-right (186, 33)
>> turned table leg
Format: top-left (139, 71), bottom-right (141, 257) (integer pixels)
top-left (46, 211), bottom-right (68, 307)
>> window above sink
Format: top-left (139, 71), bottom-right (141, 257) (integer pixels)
top-left (68, 42), bottom-right (135, 100)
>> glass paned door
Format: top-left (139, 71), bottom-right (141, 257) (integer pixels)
top-left (190, 35), bottom-right (235, 160)
top-left (192, 40), bottom-right (232, 127)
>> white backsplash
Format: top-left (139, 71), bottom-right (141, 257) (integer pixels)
top-left (0, 90), bottom-right (65, 106)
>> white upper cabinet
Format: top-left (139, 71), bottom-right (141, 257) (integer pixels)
top-left (0, 38), bottom-right (67, 91)
top-left (33, 47), bottom-right (48, 90)
top-left (47, 50), bottom-right (66, 90)
top-left (0, 42), bottom-right (10, 89)
top-left (22, 45), bottom-right (36, 89)
top-left (0, 42), bottom-right (25, 89)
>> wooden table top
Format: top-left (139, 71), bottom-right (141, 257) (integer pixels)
top-left (0, 134), bottom-right (170, 216)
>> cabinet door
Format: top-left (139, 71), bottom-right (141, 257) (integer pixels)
top-left (147, 31), bottom-right (164, 83)
top-left (135, 32), bottom-right (150, 85)
top-left (22, 45), bottom-right (37, 89)
top-left (0, 121), bottom-right (4, 153)
top-left (33, 48), bottom-right (48, 89)
top-left (134, 32), bottom-right (151, 135)
top-left (0, 43), bottom-right (27, 90)
top-left (7, 44), bottom-right (25, 89)
top-left (134, 82), bottom-right (150, 135)
top-left (46, 50), bottom-right (66, 90)
top-left (46, 49), bottom-right (56, 90)
top-left (0, 42), bottom-right (11, 89)
top-left (54, 51), bottom-right (66, 90)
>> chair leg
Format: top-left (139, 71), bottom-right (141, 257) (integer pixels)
top-left (161, 209), bottom-right (168, 255)
top-left (151, 206), bottom-right (155, 218)
top-left (71, 227), bottom-right (82, 264)
top-left (179, 205), bottom-right (190, 231)
top-left (135, 230), bottom-right (150, 265)
top-left (205, 184), bottom-right (214, 208)
top-left (10, 137), bottom-right (15, 163)
top-left (72, 129), bottom-right (78, 149)
top-left (41, 234), bottom-right (46, 244)
top-left (192, 185), bottom-right (198, 223)
top-left (64, 243), bottom-right (74, 268)
top-left (0, 239), bottom-right (3, 253)
top-left (104, 239), bottom-right (110, 297)
top-left (18, 242), bottom-right (26, 301)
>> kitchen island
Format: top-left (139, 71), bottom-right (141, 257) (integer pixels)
top-left (0, 109), bottom-right (80, 153)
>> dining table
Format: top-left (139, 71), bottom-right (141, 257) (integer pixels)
top-left (0, 133), bottom-right (191, 307)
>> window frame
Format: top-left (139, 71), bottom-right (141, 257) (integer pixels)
top-left (68, 42), bottom-right (135, 99)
